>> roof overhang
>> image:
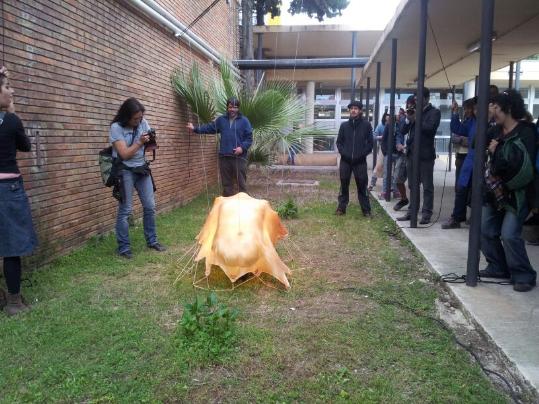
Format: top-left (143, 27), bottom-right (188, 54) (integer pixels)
top-left (361, 0), bottom-right (539, 89)
top-left (253, 25), bottom-right (382, 86)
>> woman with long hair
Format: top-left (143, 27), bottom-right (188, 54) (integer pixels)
top-left (0, 67), bottom-right (38, 316)
top-left (480, 90), bottom-right (537, 292)
top-left (110, 98), bottom-right (166, 258)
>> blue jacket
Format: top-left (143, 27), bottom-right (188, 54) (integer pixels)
top-left (450, 113), bottom-right (474, 136)
top-left (194, 113), bottom-right (253, 157)
top-left (453, 115), bottom-right (477, 188)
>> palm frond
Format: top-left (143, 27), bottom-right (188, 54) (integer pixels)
top-left (171, 63), bottom-right (216, 123)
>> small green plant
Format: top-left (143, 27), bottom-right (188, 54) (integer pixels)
top-left (277, 197), bottom-right (299, 219)
top-left (177, 292), bottom-right (239, 361)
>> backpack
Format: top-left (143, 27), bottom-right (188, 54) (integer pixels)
top-left (98, 146), bottom-right (119, 187)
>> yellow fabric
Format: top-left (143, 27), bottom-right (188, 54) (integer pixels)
top-left (195, 193), bottom-right (291, 288)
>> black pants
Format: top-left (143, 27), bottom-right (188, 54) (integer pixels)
top-left (3, 257), bottom-right (21, 294)
top-left (452, 185), bottom-right (470, 222)
top-left (219, 155), bottom-right (247, 197)
top-left (338, 160), bottom-right (371, 214)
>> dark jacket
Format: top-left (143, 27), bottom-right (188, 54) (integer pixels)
top-left (336, 116), bottom-right (373, 164)
top-left (402, 104), bottom-right (441, 161)
top-left (487, 121), bottom-right (537, 211)
top-left (194, 113), bottom-right (253, 157)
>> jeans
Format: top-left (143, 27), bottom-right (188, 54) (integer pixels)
top-left (338, 160), bottom-right (371, 214)
top-left (382, 154), bottom-right (398, 194)
top-left (481, 203), bottom-right (537, 284)
top-left (116, 169), bottom-right (157, 253)
top-left (406, 157), bottom-right (434, 218)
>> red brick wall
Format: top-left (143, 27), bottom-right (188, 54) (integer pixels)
top-left (0, 0), bottom-right (239, 262)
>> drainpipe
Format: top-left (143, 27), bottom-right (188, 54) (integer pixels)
top-left (128, 0), bottom-right (240, 77)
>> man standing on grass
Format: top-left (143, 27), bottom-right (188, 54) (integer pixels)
top-left (335, 100), bottom-right (373, 217)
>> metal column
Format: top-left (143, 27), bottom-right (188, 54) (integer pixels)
top-left (515, 61), bottom-right (521, 90)
top-left (351, 32), bottom-right (358, 101)
top-left (508, 61), bottom-right (514, 89)
top-left (410, 0), bottom-right (428, 228)
top-left (374, 62), bottom-right (382, 171)
top-left (385, 39), bottom-right (397, 201)
top-left (466, 0), bottom-right (495, 287)
top-left (366, 77), bottom-right (371, 122)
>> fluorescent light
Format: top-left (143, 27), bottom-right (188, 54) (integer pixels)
top-left (467, 32), bottom-right (497, 53)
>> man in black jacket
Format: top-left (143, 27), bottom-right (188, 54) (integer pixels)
top-left (397, 88), bottom-right (441, 224)
top-left (336, 100), bottom-right (373, 217)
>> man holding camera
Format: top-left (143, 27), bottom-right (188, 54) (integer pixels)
top-left (397, 88), bottom-right (441, 225)
top-left (187, 97), bottom-right (253, 197)
top-left (335, 100), bottom-right (373, 217)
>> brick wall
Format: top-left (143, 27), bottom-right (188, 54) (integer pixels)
top-left (0, 0), bottom-right (239, 263)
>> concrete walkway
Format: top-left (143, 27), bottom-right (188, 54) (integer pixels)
top-left (372, 155), bottom-right (539, 392)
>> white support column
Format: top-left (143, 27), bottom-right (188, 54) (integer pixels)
top-left (304, 80), bottom-right (315, 154)
top-left (464, 79), bottom-right (475, 100)
top-left (335, 88), bottom-right (342, 128)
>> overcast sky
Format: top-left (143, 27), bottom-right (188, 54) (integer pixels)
top-left (279, 0), bottom-right (401, 30)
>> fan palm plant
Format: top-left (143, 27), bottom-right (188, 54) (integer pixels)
top-left (171, 61), bottom-right (329, 165)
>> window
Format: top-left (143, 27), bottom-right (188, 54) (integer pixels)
top-left (532, 104), bottom-right (539, 119)
top-left (519, 88), bottom-right (529, 99)
top-left (314, 105), bottom-right (335, 119)
top-left (313, 136), bottom-right (335, 152)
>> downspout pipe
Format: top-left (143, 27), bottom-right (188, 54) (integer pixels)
top-left (128, 0), bottom-right (240, 76)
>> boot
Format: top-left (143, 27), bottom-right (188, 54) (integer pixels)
top-left (4, 293), bottom-right (29, 317)
top-left (0, 289), bottom-right (6, 310)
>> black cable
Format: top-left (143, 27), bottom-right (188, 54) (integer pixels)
top-left (340, 286), bottom-right (522, 404)
top-left (176, 0), bottom-right (222, 40)
top-left (428, 17), bottom-right (453, 92)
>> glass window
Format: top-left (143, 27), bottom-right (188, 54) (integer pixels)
top-left (341, 107), bottom-right (350, 119)
top-left (313, 136), bottom-right (335, 151)
top-left (519, 88), bottom-right (529, 99)
top-left (532, 103), bottom-right (539, 119)
top-left (534, 88), bottom-right (539, 99)
top-left (314, 105), bottom-right (335, 119)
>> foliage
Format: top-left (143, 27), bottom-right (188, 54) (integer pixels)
top-left (172, 61), bottom-right (326, 165)
top-left (177, 292), bottom-right (239, 361)
top-left (276, 197), bottom-right (299, 219)
top-left (288, 0), bottom-right (350, 21)
top-left (171, 64), bottom-right (215, 123)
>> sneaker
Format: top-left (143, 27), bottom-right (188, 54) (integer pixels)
top-left (419, 216), bottom-right (431, 225)
top-left (478, 269), bottom-right (510, 279)
top-left (441, 217), bottom-right (460, 229)
top-left (118, 250), bottom-right (133, 259)
top-left (335, 209), bottom-right (346, 216)
top-left (148, 243), bottom-right (167, 252)
top-left (396, 213), bottom-right (411, 221)
top-left (393, 199), bottom-right (409, 211)
top-left (513, 282), bottom-right (536, 292)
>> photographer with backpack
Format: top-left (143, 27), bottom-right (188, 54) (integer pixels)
top-left (479, 90), bottom-right (537, 292)
top-left (110, 98), bottom-right (166, 259)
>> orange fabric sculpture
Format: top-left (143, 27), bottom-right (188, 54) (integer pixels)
top-left (195, 192), bottom-right (291, 288)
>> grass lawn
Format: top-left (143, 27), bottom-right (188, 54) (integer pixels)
top-left (0, 172), bottom-right (510, 403)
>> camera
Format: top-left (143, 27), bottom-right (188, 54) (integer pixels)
top-left (146, 128), bottom-right (157, 151)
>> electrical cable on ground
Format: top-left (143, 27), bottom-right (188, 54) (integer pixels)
top-left (340, 286), bottom-right (522, 404)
